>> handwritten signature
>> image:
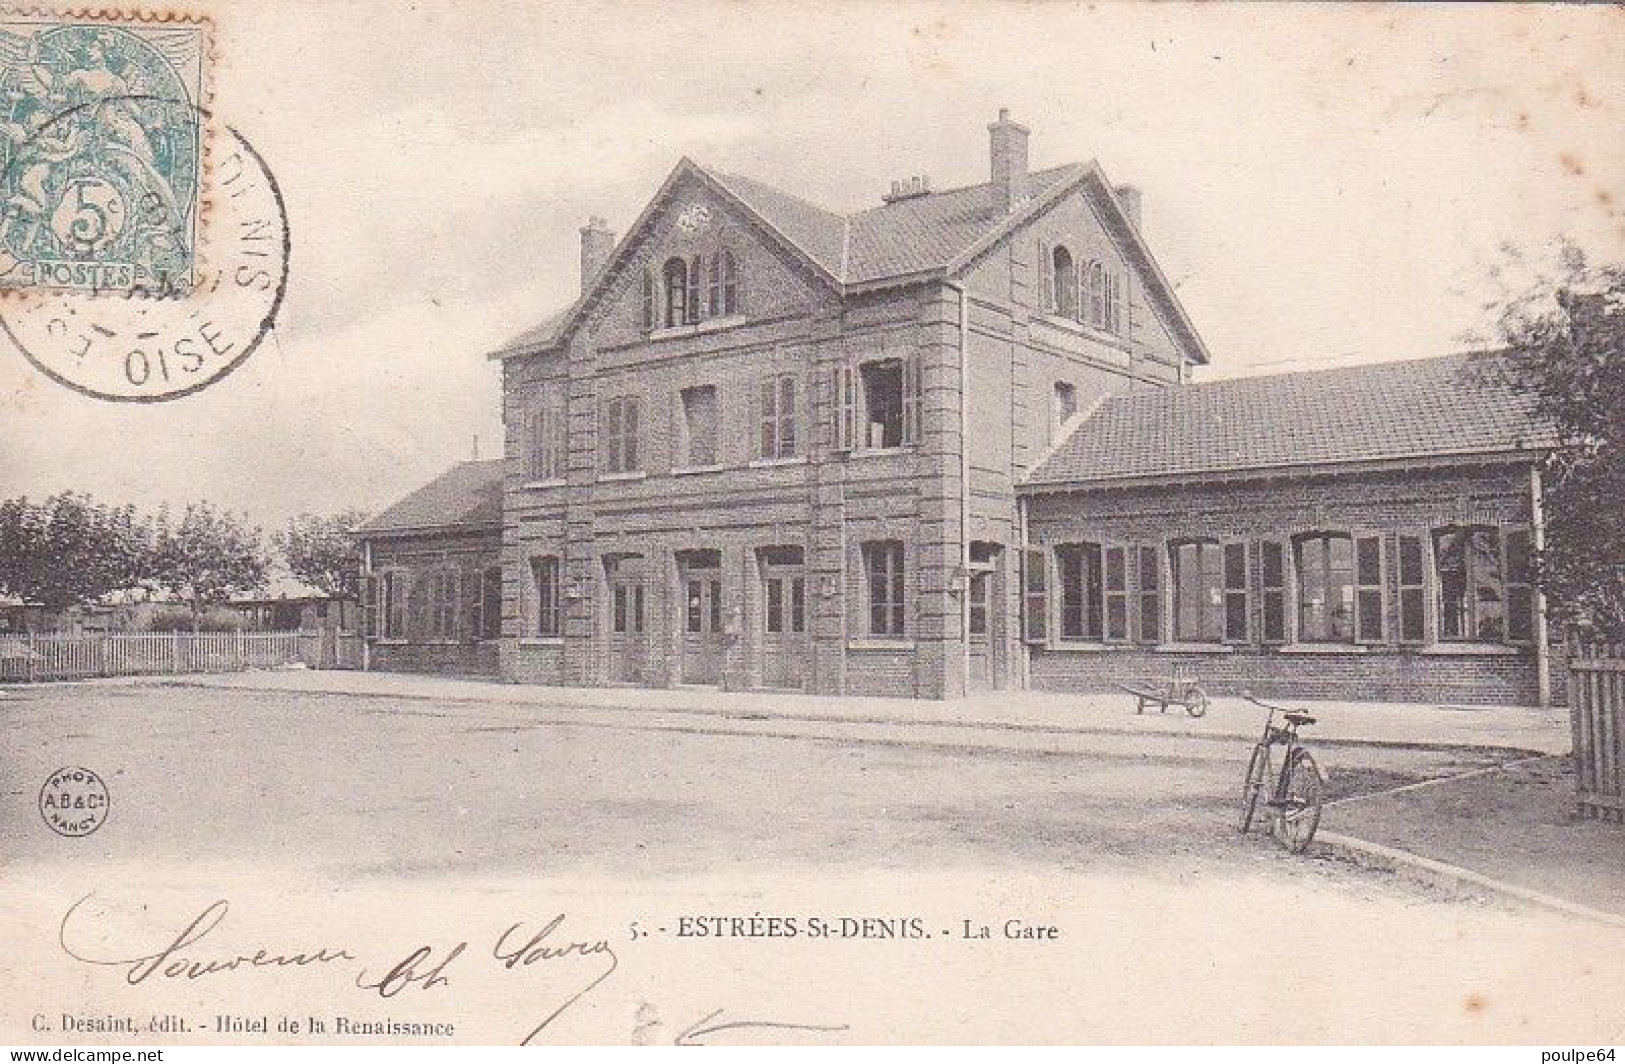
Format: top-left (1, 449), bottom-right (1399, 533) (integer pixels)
top-left (57, 895), bottom-right (616, 1043)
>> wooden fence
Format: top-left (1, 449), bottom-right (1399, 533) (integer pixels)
top-left (1569, 641), bottom-right (1624, 823)
top-left (0, 630), bottom-right (357, 682)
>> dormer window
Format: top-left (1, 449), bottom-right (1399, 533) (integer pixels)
top-left (1051, 245), bottom-right (1076, 318)
top-left (663, 258), bottom-right (689, 327)
top-left (651, 251), bottom-right (744, 333)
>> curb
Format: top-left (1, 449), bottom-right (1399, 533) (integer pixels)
top-left (1315, 830), bottom-right (1625, 929)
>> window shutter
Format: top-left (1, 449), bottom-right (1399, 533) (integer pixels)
top-left (834, 363), bottom-right (855, 451)
top-left (731, 252), bottom-right (745, 314)
top-left (361, 574), bottom-right (378, 638)
top-left (687, 255), bottom-right (702, 321)
top-left (1260, 540), bottom-right (1287, 644)
top-left (708, 255), bottom-right (721, 317)
top-left (759, 377), bottom-right (776, 459)
top-left (460, 570), bottom-right (481, 643)
top-left (1109, 272), bottom-right (1124, 334)
top-left (1223, 541), bottom-right (1250, 643)
top-left (903, 353), bottom-right (923, 445)
top-left (641, 270), bottom-right (654, 330)
top-left (1074, 259), bottom-right (1086, 324)
top-left (624, 397), bottom-right (640, 471)
top-left (603, 398), bottom-right (621, 472)
top-left (1038, 241), bottom-right (1053, 312)
top-left (1355, 534), bottom-right (1385, 643)
top-left (1022, 547), bottom-right (1048, 643)
top-left (780, 375), bottom-right (797, 457)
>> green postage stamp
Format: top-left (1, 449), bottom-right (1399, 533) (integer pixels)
top-left (0, 9), bottom-right (209, 295)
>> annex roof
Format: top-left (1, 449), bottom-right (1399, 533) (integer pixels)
top-left (355, 459), bottom-right (505, 537)
top-left (1025, 352), bottom-right (1560, 490)
top-left (491, 156), bottom-right (1207, 363)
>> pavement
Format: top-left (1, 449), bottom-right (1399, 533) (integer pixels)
top-left (14, 666), bottom-right (1618, 924)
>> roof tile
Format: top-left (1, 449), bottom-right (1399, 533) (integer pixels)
top-left (357, 459), bottom-right (505, 536)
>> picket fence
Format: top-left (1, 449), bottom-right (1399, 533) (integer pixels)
top-left (1569, 641), bottom-right (1624, 823)
top-left (0, 630), bottom-right (352, 682)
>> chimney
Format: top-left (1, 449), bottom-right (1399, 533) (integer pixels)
top-left (579, 215), bottom-right (615, 293)
top-left (988, 108), bottom-right (1029, 211)
top-left (1114, 184), bottom-right (1143, 230)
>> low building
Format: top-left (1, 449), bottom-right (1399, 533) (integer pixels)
top-left (1021, 353), bottom-right (1564, 707)
top-left (355, 459), bottom-right (504, 677)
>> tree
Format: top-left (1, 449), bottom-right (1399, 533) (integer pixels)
top-left (0, 493), bottom-right (155, 610)
top-left (151, 503), bottom-right (268, 622)
top-left (1495, 247), bottom-right (1625, 639)
top-left (274, 510), bottom-right (366, 599)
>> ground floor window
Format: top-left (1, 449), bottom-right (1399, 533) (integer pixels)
top-left (1171, 539), bottom-right (1246, 643)
top-left (863, 541), bottom-right (905, 636)
top-left (1056, 542), bottom-right (1103, 641)
top-left (1434, 525), bottom-right (1532, 643)
top-left (532, 556), bottom-right (562, 637)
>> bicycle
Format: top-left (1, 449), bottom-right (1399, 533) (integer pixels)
top-left (1239, 691), bottom-right (1326, 853)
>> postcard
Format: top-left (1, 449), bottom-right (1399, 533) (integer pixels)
top-left (1, 0), bottom-right (1622, 1046)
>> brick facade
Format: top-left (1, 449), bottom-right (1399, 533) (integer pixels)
top-left (1023, 465), bottom-right (1562, 706)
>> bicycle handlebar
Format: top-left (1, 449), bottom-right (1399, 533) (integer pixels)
top-left (1239, 690), bottom-right (1299, 715)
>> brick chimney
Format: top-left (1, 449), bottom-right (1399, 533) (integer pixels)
top-left (579, 216), bottom-right (615, 293)
top-left (988, 109), bottom-right (1029, 211)
top-left (1114, 185), bottom-right (1143, 230)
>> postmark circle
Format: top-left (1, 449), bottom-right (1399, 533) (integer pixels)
top-left (0, 97), bottom-right (289, 402)
top-left (39, 765), bottom-right (110, 837)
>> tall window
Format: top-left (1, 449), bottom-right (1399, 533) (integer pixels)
top-left (426, 569), bottom-right (458, 640)
top-left (1051, 245), bottom-right (1076, 318)
top-left (379, 571), bottom-right (405, 639)
top-left (525, 386), bottom-right (566, 481)
top-left (1056, 542), bottom-right (1103, 641)
top-left (1505, 529), bottom-right (1533, 643)
top-left (1434, 526), bottom-right (1505, 642)
top-left (1052, 381), bottom-right (1078, 440)
top-left (663, 257), bottom-right (688, 328)
top-left (1086, 260), bottom-right (1106, 328)
top-left (863, 541), bottom-right (905, 636)
top-left (601, 395), bottom-right (641, 473)
top-left (679, 385), bottom-right (719, 466)
top-left (759, 374), bottom-right (798, 459)
top-left (707, 250), bottom-right (740, 317)
top-left (532, 556), bottom-right (561, 638)
top-left (841, 357), bottom-right (922, 451)
top-left (1172, 540), bottom-right (1246, 643)
top-left (641, 269), bottom-right (655, 330)
top-left (1295, 533), bottom-right (1355, 643)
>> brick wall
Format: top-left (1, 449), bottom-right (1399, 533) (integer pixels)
top-left (1024, 463), bottom-right (1561, 707)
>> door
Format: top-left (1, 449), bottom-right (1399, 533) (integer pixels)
top-left (606, 556), bottom-right (647, 683)
top-left (677, 550), bottom-right (724, 685)
top-left (759, 547), bottom-right (808, 690)
top-left (968, 566), bottom-right (995, 691)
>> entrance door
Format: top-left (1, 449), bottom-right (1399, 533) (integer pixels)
top-left (677, 550), bottom-right (724, 685)
top-left (606, 556), bottom-right (647, 683)
top-left (759, 547), bottom-right (808, 690)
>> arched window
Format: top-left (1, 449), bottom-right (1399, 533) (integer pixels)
top-left (663, 257), bottom-right (688, 327)
top-left (1052, 245), bottom-right (1076, 318)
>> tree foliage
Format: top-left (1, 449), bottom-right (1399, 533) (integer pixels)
top-left (1496, 249), bottom-right (1625, 639)
top-left (0, 493), bottom-right (154, 609)
top-left (150, 503), bottom-right (269, 618)
top-left (274, 510), bottom-right (366, 599)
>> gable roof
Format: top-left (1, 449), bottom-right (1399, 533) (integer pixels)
top-left (491, 156), bottom-right (1207, 363)
top-left (1024, 352), bottom-right (1560, 490)
top-left (355, 459), bottom-right (505, 537)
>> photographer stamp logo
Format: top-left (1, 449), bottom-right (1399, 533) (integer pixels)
top-left (0, 10), bottom-right (209, 295)
top-left (38, 765), bottom-right (109, 837)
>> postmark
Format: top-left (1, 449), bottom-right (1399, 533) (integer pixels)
top-left (38, 765), bottom-right (108, 837)
top-left (0, 105), bottom-right (289, 400)
top-left (0, 10), bottom-right (210, 295)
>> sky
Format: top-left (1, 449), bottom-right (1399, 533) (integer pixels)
top-left (0, 0), bottom-right (1621, 533)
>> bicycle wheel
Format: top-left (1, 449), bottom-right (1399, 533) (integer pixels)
top-left (1240, 743), bottom-right (1269, 834)
top-left (1186, 685), bottom-right (1209, 718)
top-left (1274, 749), bottom-right (1324, 853)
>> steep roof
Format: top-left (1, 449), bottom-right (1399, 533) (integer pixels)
top-left (355, 459), bottom-right (504, 537)
top-left (491, 156), bottom-right (1206, 362)
top-left (1025, 352), bottom-right (1560, 490)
